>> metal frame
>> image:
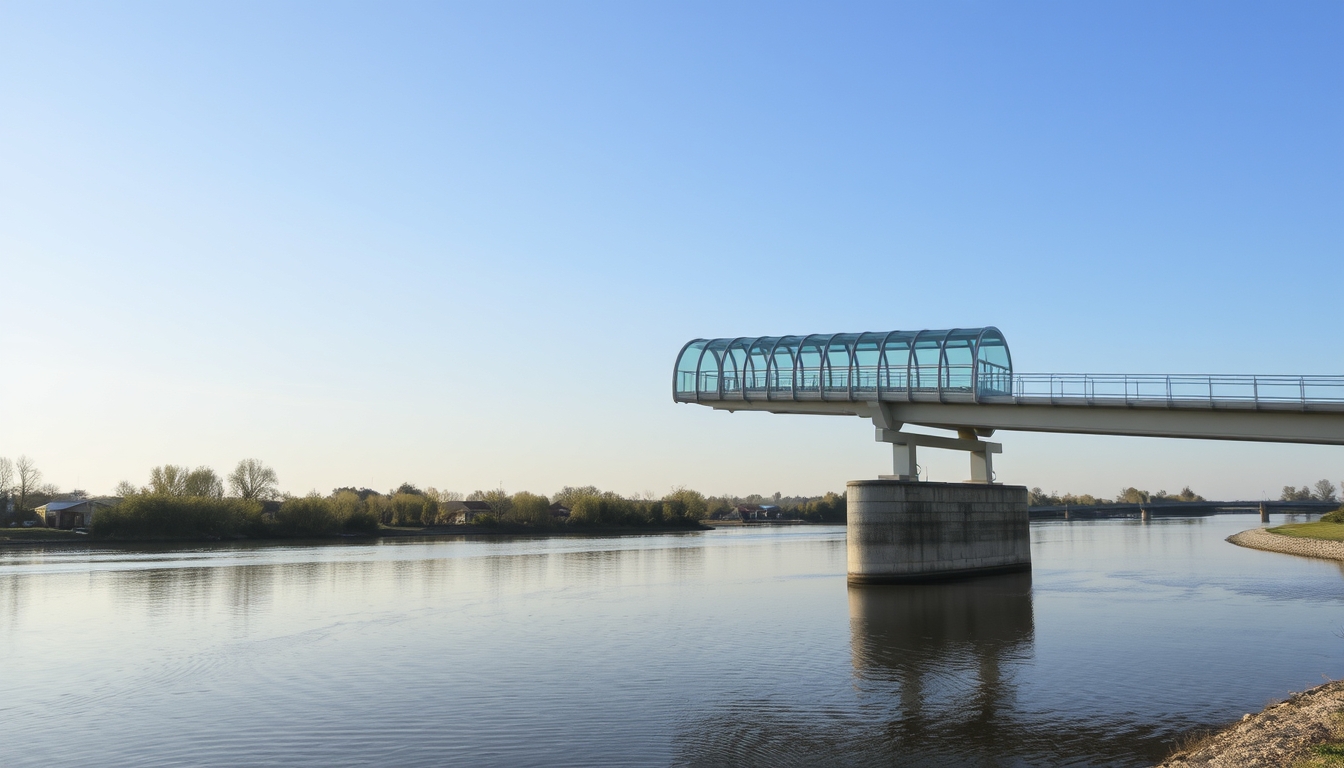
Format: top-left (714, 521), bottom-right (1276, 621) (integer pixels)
top-left (673, 328), bottom-right (1344, 414)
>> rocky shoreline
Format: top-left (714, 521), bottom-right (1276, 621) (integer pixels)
top-left (1227, 527), bottom-right (1344, 562)
top-left (1158, 680), bottom-right (1344, 767)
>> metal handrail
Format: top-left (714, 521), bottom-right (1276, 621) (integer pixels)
top-left (1011, 373), bottom-right (1344, 406)
top-left (680, 369), bottom-right (1344, 406)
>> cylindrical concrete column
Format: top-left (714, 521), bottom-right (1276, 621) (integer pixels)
top-left (847, 480), bottom-right (1031, 584)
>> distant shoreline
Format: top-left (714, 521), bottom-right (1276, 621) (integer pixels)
top-left (0, 522), bottom-right (717, 548)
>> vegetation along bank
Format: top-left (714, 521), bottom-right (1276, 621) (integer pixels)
top-left (1228, 507), bottom-right (1344, 562)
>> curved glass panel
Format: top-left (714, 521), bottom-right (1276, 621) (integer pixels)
top-left (796, 336), bottom-right (825, 394)
top-left (673, 328), bottom-right (1012, 402)
top-left (977, 329), bottom-right (1012, 396)
top-left (697, 338), bottom-right (731, 397)
top-left (942, 329), bottom-right (979, 391)
top-left (675, 340), bottom-right (707, 395)
top-left (911, 332), bottom-right (946, 390)
top-left (881, 333), bottom-right (915, 392)
top-left (743, 337), bottom-right (775, 396)
top-left (853, 333), bottom-right (884, 395)
top-left (769, 336), bottom-right (800, 397)
top-left (823, 333), bottom-right (859, 395)
top-left (723, 338), bottom-right (751, 395)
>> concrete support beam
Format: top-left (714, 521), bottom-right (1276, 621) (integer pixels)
top-left (875, 428), bottom-right (1001, 484)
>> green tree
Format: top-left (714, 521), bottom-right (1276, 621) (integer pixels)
top-left (552, 485), bottom-right (601, 509)
top-left (390, 492), bottom-right (430, 526)
top-left (274, 495), bottom-right (340, 537)
top-left (1281, 485), bottom-right (1314, 501)
top-left (1117, 487), bottom-right (1150, 504)
top-left (183, 466), bottom-right (224, 498)
top-left (661, 487), bottom-right (708, 520)
top-left (148, 465), bottom-right (190, 496)
top-left (1177, 486), bottom-right (1204, 502)
top-left (470, 488), bottom-right (513, 518)
top-left (510, 491), bottom-right (552, 526)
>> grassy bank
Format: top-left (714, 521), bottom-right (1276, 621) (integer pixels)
top-left (1269, 522), bottom-right (1344, 542)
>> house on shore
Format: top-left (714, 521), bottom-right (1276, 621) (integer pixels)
top-left (442, 500), bottom-right (493, 524)
top-left (37, 498), bottom-right (117, 529)
top-left (548, 503), bottom-right (571, 521)
top-left (734, 504), bottom-right (783, 521)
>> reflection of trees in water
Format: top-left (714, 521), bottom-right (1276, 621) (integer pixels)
top-left (671, 573), bottom-right (1173, 767)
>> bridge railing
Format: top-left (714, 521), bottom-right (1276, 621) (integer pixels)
top-left (1010, 373), bottom-right (1344, 408)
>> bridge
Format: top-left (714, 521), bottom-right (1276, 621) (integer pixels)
top-left (674, 328), bottom-right (1344, 482)
top-left (673, 328), bottom-right (1344, 583)
top-left (1029, 499), bottom-right (1339, 521)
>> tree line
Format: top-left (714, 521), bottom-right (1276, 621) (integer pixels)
top-left (1279, 480), bottom-right (1340, 503)
top-left (0, 455), bottom-right (846, 538)
top-left (1028, 486), bottom-right (1206, 507)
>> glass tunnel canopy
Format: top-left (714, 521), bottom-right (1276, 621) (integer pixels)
top-left (673, 328), bottom-right (1012, 404)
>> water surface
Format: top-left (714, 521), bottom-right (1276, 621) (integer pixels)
top-left (1, 515), bottom-right (1341, 767)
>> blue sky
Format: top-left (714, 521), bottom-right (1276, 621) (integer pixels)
top-left (2, 1), bottom-right (1341, 499)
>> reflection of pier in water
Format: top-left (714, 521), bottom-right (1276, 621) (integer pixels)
top-left (673, 573), bottom-right (1180, 766)
top-left (849, 572), bottom-right (1034, 743)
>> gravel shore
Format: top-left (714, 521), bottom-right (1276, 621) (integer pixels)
top-left (1226, 527), bottom-right (1344, 562)
top-left (1157, 680), bottom-right (1344, 767)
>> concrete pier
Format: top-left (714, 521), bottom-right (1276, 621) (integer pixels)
top-left (847, 480), bottom-right (1031, 584)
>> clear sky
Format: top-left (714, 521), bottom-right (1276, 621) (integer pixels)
top-left (2, 1), bottom-right (1341, 500)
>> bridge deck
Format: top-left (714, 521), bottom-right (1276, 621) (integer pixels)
top-left (677, 373), bottom-right (1344, 445)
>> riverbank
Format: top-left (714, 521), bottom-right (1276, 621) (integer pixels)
top-left (1159, 680), bottom-right (1344, 767)
top-left (1227, 527), bottom-right (1344, 562)
top-left (0, 522), bottom-right (714, 547)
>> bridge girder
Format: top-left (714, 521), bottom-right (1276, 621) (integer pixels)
top-left (700, 399), bottom-right (1344, 446)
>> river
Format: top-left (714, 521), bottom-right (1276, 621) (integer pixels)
top-left (1, 515), bottom-right (1341, 767)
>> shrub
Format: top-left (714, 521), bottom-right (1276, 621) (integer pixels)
top-left (274, 495), bottom-right (340, 537)
top-left (93, 495), bottom-right (262, 539)
top-left (1321, 507), bottom-right (1344, 524)
top-left (509, 491), bottom-right (552, 526)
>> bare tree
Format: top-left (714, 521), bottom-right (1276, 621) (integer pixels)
top-left (0, 457), bottom-right (13, 501)
top-left (15, 456), bottom-right (41, 514)
top-left (113, 480), bottom-right (140, 497)
top-left (228, 459), bottom-right (278, 501)
top-left (1313, 479), bottom-right (1338, 503)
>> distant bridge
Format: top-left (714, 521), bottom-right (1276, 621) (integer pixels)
top-left (1028, 499), bottom-right (1339, 520)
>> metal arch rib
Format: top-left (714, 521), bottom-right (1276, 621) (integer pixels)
top-left (937, 328), bottom-right (958, 404)
top-left (764, 336), bottom-right (788, 402)
top-left (848, 333), bottom-right (870, 400)
top-left (742, 337), bottom-right (770, 403)
top-left (876, 330), bottom-right (898, 401)
top-left (907, 329), bottom-right (926, 403)
top-left (819, 332), bottom-right (842, 401)
top-left (794, 334), bottom-right (819, 402)
top-left (972, 328), bottom-right (988, 404)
